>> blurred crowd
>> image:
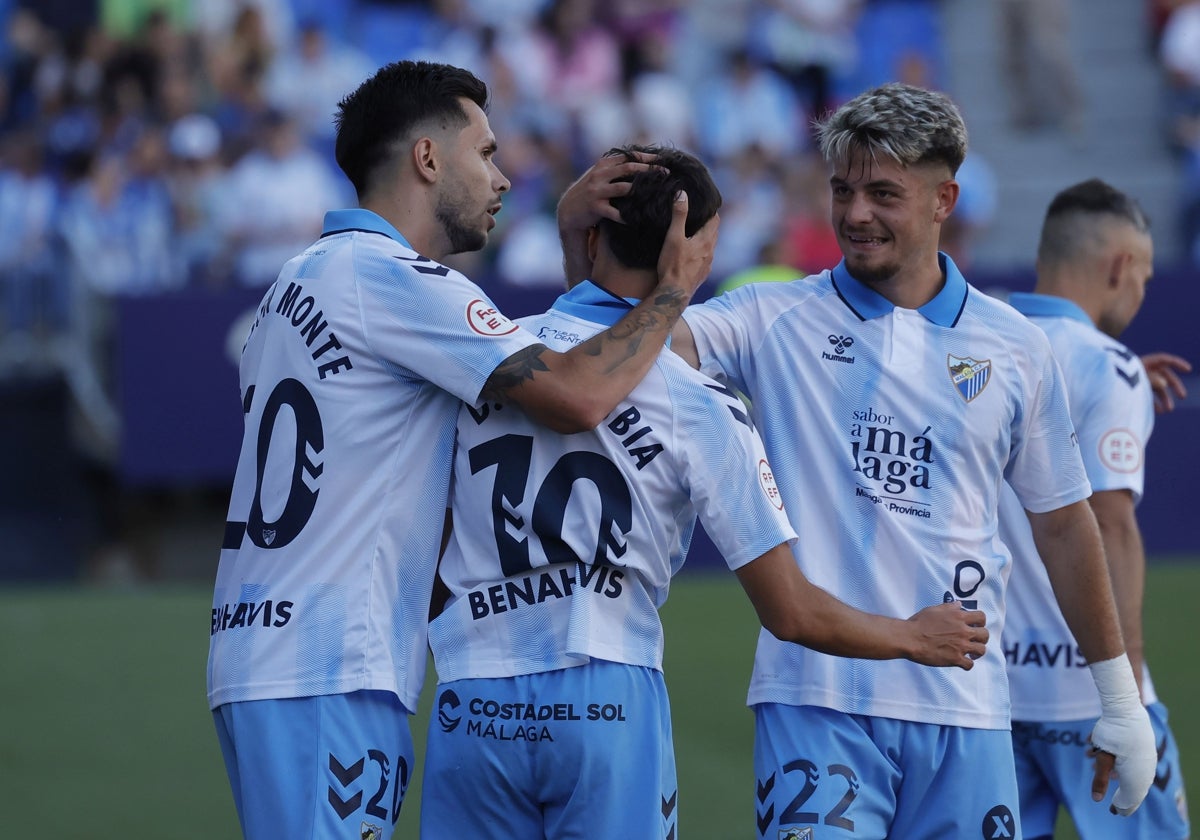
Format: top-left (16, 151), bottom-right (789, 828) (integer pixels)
top-left (0, 0), bottom-right (1196, 580)
top-left (0, 0), bottom-right (1195, 415)
top-left (1, 0), bottom-right (1198, 347)
top-left (0, 0), bottom-right (958, 354)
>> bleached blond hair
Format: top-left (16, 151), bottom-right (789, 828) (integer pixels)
top-left (815, 83), bottom-right (967, 175)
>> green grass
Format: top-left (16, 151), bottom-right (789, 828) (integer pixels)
top-left (0, 561), bottom-right (1195, 838)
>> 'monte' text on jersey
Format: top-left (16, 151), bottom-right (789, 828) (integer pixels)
top-left (275, 281), bottom-right (354, 379)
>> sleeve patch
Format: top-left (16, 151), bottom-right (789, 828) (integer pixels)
top-left (759, 459), bottom-right (784, 510)
top-left (466, 299), bottom-right (519, 336)
top-left (1098, 428), bottom-right (1142, 474)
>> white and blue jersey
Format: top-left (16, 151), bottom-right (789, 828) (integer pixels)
top-left (683, 255), bottom-right (1091, 730)
top-left (429, 280), bottom-right (797, 683)
top-left (207, 208), bottom-right (539, 712)
top-left (1001, 292), bottom-right (1158, 720)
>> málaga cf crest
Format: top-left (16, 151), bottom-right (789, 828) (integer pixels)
top-left (947, 354), bottom-right (991, 402)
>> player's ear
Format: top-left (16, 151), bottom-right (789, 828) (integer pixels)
top-left (587, 225), bottom-right (600, 263)
top-left (933, 178), bottom-right (959, 224)
top-left (1107, 251), bottom-right (1131, 289)
top-left (413, 136), bottom-right (439, 184)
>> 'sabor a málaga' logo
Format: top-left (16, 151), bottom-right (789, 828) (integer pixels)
top-left (467, 300), bottom-right (518, 336)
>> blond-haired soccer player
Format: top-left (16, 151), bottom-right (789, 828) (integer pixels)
top-left (654, 84), bottom-right (1157, 838)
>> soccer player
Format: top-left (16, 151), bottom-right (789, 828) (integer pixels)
top-left (656, 83), bottom-right (1158, 838)
top-left (1001, 179), bottom-right (1191, 840)
top-left (421, 145), bottom-right (989, 839)
top-left (205, 62), bottom-right (718, 840)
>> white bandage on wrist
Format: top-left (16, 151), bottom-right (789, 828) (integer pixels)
top-left (1088, 653), bottom-right (1156, 817)
top-left (1089, 653), bottom-right (1141, 711)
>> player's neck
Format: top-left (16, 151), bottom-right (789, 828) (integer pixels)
top-left (591, 253), bottom-right (656, 301)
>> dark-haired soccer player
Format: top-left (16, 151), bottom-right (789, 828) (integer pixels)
top-left (206, 61), bottom-right (718, 840)
top-left (1002, 179), bottom-right (1190, 840)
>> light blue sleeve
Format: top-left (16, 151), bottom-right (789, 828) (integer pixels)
top-left (1006, 336), bottom-right (1092, 514)
top-left (664, 362), bottom-right (797, 571)
top-left (355, 251), bottom-right (540, 405)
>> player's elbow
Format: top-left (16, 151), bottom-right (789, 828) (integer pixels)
top-left (761, 612), bottom-right (818, 647)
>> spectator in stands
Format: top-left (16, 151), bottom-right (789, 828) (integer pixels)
top-left (264, 18), bottom-right (372, 158)
top-left (578, 30), bottom-right (697, 160)
top-left (747, 0), bottom-right (862, 125)
top-left (216, 108), bottom-right (346, 286)
top-left (57, 139), bottom-right (177, 296)
top-left (0, 129), bottom-right (59, 351)
top-left (165, 113), bottom-right (228, 285)
top-left (1159, 0), bottom-right (1200, 262)
top-left (778, 151), bottom-right (843, 275)
top-left (996, 0), bottom-right (1084, 133)
top-left (695, 48), bottom-right (804, 163)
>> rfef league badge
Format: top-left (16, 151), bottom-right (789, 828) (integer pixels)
top-left (947, 354), bottom-right (991, 402)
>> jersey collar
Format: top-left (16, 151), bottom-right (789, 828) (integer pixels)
top-left (1007, 291), bottom-right (1094, 326)
top-left (321, 208), bottom-right (415, 251)
top-left (550, 280), bottom-right (639, 327)
top-left (831, 252), bottom-right (968, 327)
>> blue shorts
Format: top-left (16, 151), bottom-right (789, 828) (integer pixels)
top-left (421, 660), bottom-right (677, 838)
top-left (1012, 701), bottom-right (1190, 840)
top-left (754, 704), bottom-right (1022, 840)
top-left (212, 689), bottom-right (415, 840)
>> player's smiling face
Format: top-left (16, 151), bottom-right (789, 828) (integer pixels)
top-left (435, 98), bottom-right (510, 256)
top-left (829, 150), bottom-right (954, 287)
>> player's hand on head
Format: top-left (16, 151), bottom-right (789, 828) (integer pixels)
top-left (1140, 352), bottom-right (1190, 413)
top-left (655, 192), bottom-right (718, 296)
top-left (905, 601), bottom-right (988, 670)
top-left (557, 149), bottom-right (661, 231)
top-left (1088, 702), bottom-right (1156, 816)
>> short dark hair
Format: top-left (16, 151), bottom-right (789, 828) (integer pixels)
top-left (1037, 178), bottom-right (1150, 265)
top-left (599, 145), bottom-right (722, 271)
top-left (334, 60), bottom-right (489, 199)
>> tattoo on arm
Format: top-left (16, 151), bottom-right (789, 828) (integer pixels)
top-left (480, 288), bottom-right (689, 400)
top-left (481, 344), bottom-right (551, 402)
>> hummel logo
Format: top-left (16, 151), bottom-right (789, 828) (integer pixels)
top-left (828, 334), bottom-right (854, 354)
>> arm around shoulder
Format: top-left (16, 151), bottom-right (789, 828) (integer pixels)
top-left (483, 194), bottom-right (718, 432)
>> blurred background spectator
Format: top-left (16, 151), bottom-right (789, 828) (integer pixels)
top-left (0, 0), bottom-right (1195, 581)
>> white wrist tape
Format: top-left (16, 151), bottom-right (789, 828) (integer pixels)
top-left (1089, 653), bottom-right (1141, 712)
top-left (1088, 652), bottom-right (1156, 816)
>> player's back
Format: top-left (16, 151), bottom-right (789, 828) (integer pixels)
top-left (430, 282), bottom-right (794, 683)
top-left (208, 211), bottom-right (534, 712)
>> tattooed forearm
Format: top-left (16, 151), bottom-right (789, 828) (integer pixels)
top-left (606, 288), bottom-right (688, 342)
top-left (481, 287), bottom-right (690, 402)
top-left (481, 344), bottom-right (552, 402)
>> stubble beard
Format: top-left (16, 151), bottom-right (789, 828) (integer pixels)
top-left (436, 190), bottom-right (487, 256)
